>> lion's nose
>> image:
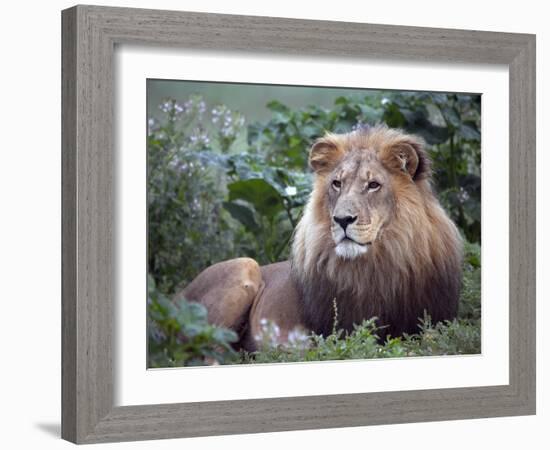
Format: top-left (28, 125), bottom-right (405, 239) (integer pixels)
top-left (333, 215), bottom-right (357, 230)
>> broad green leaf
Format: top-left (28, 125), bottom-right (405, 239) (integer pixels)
top-left (223, 201), bottom-right (260, 233)
top-left (440, 105), bottom-right (462, 128)
top-left (358, 104), bottom-right (383, 123)
top-left (228, 178), bottom-right (284, 218)
top-left (213, 327), bottom-right (239, 343)
top-left (429, 93), bottom-right (449, 105)
top-left (458, 122), bottom-right (481, 141)
top-left (266, 100), bottom-right (290, 113)
top-left (334, 96), bottom-right (349, 105)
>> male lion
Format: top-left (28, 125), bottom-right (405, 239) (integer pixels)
top-left (175, 124), bottom-right (463, 351)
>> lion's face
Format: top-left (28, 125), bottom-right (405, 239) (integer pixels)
top-left (307, 125), bottom-right (430, 260)
top-left (327, 150), bottom-right (395, 259)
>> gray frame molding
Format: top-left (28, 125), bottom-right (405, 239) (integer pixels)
top-left (61, 5), bottom-right (536, 444)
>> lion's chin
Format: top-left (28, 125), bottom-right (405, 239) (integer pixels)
top-left (334, 240), bottom-right (369, 260)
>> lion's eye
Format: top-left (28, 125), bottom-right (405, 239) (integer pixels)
top-left (368, 181), bottom-right (381, 191)
top-left (332, 180), bottom-right (342, 190)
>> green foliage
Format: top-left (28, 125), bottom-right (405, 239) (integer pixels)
top-left (223, 153), bottom-right (311, 263)
top-left (147, 96), bottom-right (248, 293)
top-left (459, 240), bottom-right (482, 322)
top-left (246, 92), bottom-right (481, 243)
top-left (148, 276), bottom-right (239, 367)
top-left (240, 318), bottom-right (481, 364)
top-left (147, 89), bottom-right (482, 366)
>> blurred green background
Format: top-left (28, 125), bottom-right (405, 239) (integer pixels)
top-left (148, 79), bottom-right (381, 122)
top-left (146, 79), bottom-right (482, 367)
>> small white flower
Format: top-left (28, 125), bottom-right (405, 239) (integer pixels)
top-left (285, 186), bottom-right (297, 196)
top-left (287, 328), bottom-right (310, 350)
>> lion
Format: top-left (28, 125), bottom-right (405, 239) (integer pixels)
top-left (175, 124), bottom-right (463, 351)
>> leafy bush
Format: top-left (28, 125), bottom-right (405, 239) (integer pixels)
top-left (147, 97), bottom-right (248, 293)
top-left (146, 89), bottom-right (482, 367)
top-left (147, 276), bottom-right (239, 367)
top-left (240, 318), bottom-right (481, 364)
top-left (459, 240), bottom-right (482, 321)
top-left (223, 154), bottom-right (311, 263)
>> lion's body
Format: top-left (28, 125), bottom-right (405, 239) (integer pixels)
top-left (175, 125), bottom-right (463, 351)
top-left (178, 258), bottom-right (299, 350)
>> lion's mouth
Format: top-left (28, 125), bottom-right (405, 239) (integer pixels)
top-left (334, 236), bottom-right (371, 259)
top-left (342, 236), bottom-right (371, 246)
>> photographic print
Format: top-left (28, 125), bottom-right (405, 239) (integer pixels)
top-left (61, 8), bottom-right (535, 441)
top-left (146, 80), bottom-right (482, 368)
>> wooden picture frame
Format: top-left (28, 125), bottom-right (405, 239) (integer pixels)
top-left (61, 5), bottom-right (536, 444)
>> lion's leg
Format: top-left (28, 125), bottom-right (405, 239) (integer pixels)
top-left (175, 258), bottom-right (263, 334)
top-left (241, 261), bottom-right (306, 351)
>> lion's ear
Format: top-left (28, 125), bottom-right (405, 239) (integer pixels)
top-left (309, 135), bottom-right (345, 175)
top-left (384, 135), bottom-right (431, 181)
